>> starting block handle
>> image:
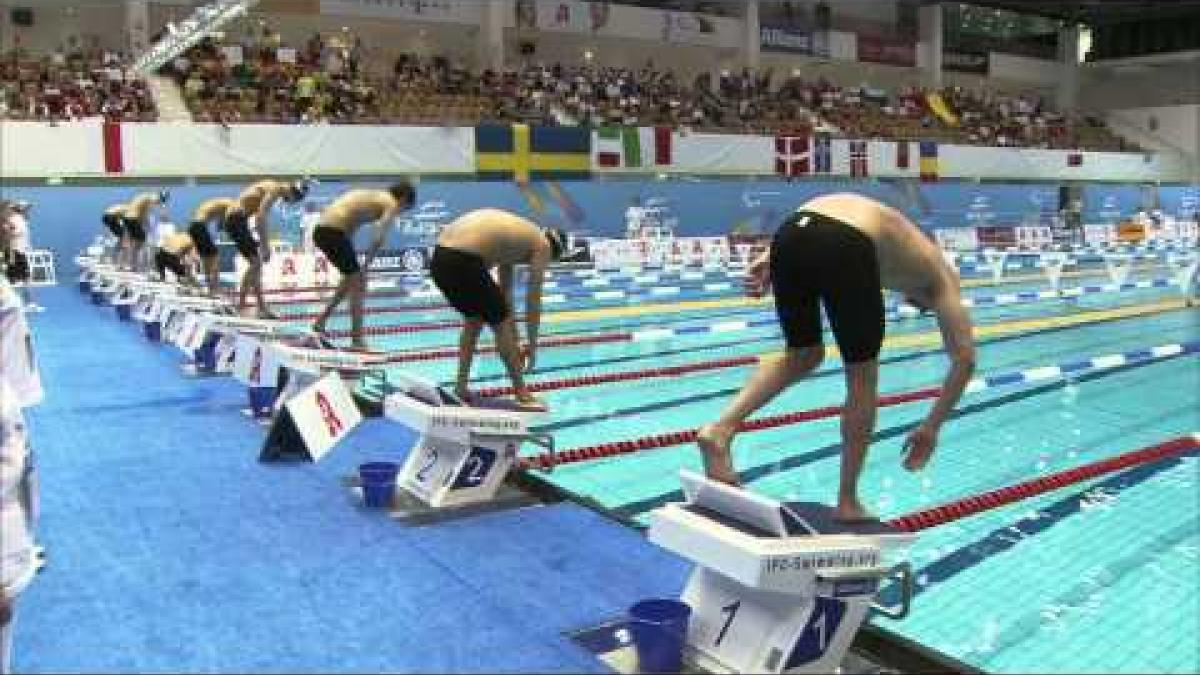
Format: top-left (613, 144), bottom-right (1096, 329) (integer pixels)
top-left (869, 562), bottom-right (914, 621)
top-left (472, 430), bottom-right (555, 454)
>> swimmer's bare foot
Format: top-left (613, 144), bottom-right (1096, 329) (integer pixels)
top-left (515, 394), bottom-right (548, 411)
top-left (835, 498), bottom-right (877, 523)
top-left (697, 423), bottom-right (741, 487)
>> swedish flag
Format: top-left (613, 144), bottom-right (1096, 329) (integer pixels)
top-left (476, 124), bottom-right (591, 182)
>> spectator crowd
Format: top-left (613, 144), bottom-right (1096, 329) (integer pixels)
top-left (0, 48), bottom-right (157, 123)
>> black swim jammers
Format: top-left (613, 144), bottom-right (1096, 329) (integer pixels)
top-left (770, 210), bottom-right (885, 363)
top-left (312, 226), bottom-right (361, 276)
top-left (429, 246), bottom-right (509, 326)
top-left (222, 211), bottom-right (259, 262)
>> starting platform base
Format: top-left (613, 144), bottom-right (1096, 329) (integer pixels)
top-left (340, 476), bottom-right (538, 526)
top-left (566, 620), bottom-right (896, 675)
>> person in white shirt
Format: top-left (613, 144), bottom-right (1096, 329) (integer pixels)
top-left (0, 277), bottom-right (43, 675)
top-left (1, 201), bottom-right (40, 312)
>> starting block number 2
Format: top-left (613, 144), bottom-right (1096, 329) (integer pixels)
top-left (402, 437), bottom-right (517, 507)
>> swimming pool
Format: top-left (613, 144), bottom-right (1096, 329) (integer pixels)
top-left (265, 248), bottom-right (1198, 673)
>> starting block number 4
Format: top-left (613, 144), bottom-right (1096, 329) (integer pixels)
top-left (399, 429), bottom-right (519, 509)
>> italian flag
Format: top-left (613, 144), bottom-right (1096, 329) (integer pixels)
top-left (594, 126), bottom-right (673, 169)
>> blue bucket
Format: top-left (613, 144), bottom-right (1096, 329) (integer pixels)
top-left (359, 462), bottom-right (400, 508)
top-left (628, 599), bottom-right (692, 674)
top-left (143, 320), bottom-right (161, 342)
top-left (115, 303), bottom-right (132, 321)
top-left (247, 386), bottom-right (277, 419)
top-left (194, 333), bottom-right (220, 373)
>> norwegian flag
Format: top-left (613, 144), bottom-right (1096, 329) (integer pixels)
top-left (849, 140), bottom-right (868, 177)
top-left (775, 135), bottom-right (810, 177)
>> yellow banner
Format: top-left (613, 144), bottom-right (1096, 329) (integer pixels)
top-left (926, 92), bottom-right (959, 127)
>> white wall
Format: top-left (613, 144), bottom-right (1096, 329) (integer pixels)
top-left (987, 52), bottom-right (1062, 88)
top-left (1105, 105), bottom-right (1199, 166)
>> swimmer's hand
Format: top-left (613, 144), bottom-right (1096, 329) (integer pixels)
top-left (902, 423), bottom-right (938, 471)
top-left (746, 252), bottom-right (771, 298)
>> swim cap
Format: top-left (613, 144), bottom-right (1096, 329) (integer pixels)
top-left (288, 177), bottom-right (316, 202)
top-left (544, 227), bottom-right (569, 260)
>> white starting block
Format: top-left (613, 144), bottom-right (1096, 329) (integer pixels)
top-left (981, 249), bottom-right (1008, 282)
top-left (1040, 252), bottom-right (1070, 293)
top-left (1103, 253), bottom-right (1133, 285)
top-left (1166, 252), bottom-right (1199, 305)
top-left (647, 472), bottom-right (916, 674)
top-left (377, 372), bottom-right (552, 523)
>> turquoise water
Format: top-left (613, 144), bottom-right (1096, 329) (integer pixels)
top-left (330, 251), bottom-right (1198, 674)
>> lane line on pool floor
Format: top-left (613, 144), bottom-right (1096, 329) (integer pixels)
top-left (604, 358), bottom-right (1198, 521)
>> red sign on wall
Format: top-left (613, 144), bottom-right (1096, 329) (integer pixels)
top-left (856, 35), bottom-right (916, 67)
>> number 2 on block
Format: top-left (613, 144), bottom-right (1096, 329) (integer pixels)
top-left (415, 449), bottom-right (438, 483)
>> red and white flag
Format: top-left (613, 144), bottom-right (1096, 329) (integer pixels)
top-left (775, 135), bottom-right (809, 177)
top-left (850, 140), bottom-right (868, 177)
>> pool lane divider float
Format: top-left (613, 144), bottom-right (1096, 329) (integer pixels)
top-left (630, 431), bottom-right (1197, 673)
top-left (518, 340), bottom-right (1200, 470)
top-left (353, 275), bottom-right (1184, 359)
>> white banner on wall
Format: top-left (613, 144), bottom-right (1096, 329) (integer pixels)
top-left (516, 0), bottom-right (740, 47)
top-left (121, 124), bottom-right (476, 177)
top-left (319, 0), bottom-right (481, 24)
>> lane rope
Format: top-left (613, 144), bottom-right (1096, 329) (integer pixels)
top-left (886, 434), bottom-right (1200, 532)
top-left (518, 340), bottom-right (1200, 470)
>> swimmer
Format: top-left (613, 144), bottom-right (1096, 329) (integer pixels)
top-left (430, 208), bottom-right (569, 410)
top-left (187, 198), bottom-right (237, 295)
top-left (101, 203), bottom-right (128, 266)
top-left (697, 193), bottom-right (977, 522)
top-left (309, 181), bottom-right (416, 348)
top-left (153, 232), bottom-right (203, 288)
top-left (122, 190), bottom-right (170, 273)
top-left (225, 178), bottom-right (312, 318)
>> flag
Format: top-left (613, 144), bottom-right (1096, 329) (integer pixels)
top-left (593, 126), bottom-right (672, 169)
top-left (896, 140), bottom-right (909, 169)
top-left (476, 124), bottom-right (591, 181)
top-left (813, 133), bottom-right (832, 173)
top-left (774, 134), bottom-right (809, 177)
top-left (919, 140), bottom-right (939, 182)
top-left (103, 121), bottom-right (123, 173)
top-left (1067, 151), bottom-right (1083, 167)
top-left (849, 140), bottom-right (868, 177)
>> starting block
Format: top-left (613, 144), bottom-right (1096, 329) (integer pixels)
top-left (981, 249), bottom-right (1008, 282)
top-left (1166, 252), bottom-right (1199, 306)
top-left (645, 472), bottom-right (915, 674)
top-left (1103, 253), bottom-right (1133, 285)
top-left (1040, 252), bottom-right (1070, 294)
top-left (378, 372), bottom-right (552, 524)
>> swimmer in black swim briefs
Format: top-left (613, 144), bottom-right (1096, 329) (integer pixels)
top-left (696, 193), bottom-right (977, 523)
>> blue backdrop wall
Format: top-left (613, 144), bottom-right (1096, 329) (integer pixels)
top-left (3, 178), bottom-right (1194, 275)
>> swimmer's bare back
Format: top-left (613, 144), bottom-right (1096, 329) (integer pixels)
top-left (437, 208), bottom-right (545, 267)
top-left (319, 190), bottom-right (397, 235)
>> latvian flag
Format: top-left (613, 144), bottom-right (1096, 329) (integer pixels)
top-left (775, 135), bottom-right (809, 177)
top-left (594, 126), bottom-right (672, 169)
top-left (849, 140), bottom-right (868, 177)
top-left (919, 140), bottom-right (939, 182)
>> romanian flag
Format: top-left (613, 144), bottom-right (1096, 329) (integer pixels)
top-left (919, 141), bottom-right (939, 182)
top-left (476, 124), bottom-right (591, 182)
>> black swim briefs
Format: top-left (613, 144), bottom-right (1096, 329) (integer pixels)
top-left (222, 210), bottom-right (259, 262)
top-left (102, 213), bottom-right (124, 238)
top-left (312, 226), bottom-right (360, 276)
top-left (187, 221), bottom-right (218, 258)
top-left (4, 250), bottom-right (29, 284)
top-left (154, 249), bottom-right (188, 281)
top-left (429, 245), bottom-right (508, 326)
top-left (123, 216), bottom-right (147, 244)
top-left (770, 210), bottom-right (885, 363)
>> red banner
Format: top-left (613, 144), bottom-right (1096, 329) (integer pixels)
top-left (856, 34), bottom-right (916, 67)
top-left (977, 226), bottom-right (1017, 248)
top-left (102, 122), bottom-right (123, 173)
